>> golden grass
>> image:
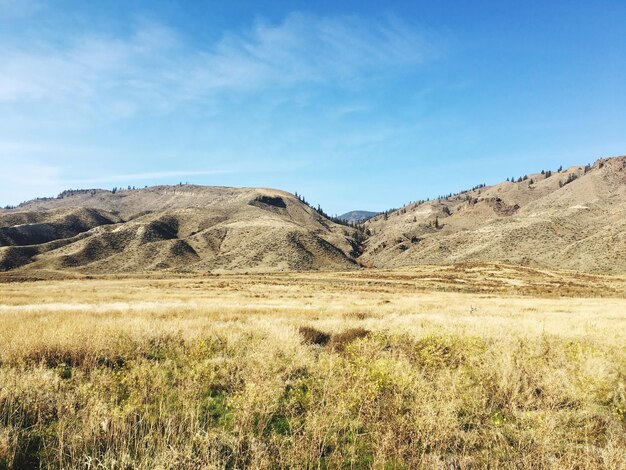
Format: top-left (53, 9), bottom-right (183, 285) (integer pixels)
top-left (0, 266), bottom-right (625, 468)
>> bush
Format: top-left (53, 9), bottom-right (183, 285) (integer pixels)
top-left (298, 326), bottom-right (331, 346)
top-left (327, 328), bottom-right (370, 352)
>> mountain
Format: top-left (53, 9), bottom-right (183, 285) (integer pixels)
top-left (361, 155), bottom-right (626, 274)
top-left (0, 186), bottom-right (359, 275)
top-left (339, 210), bottom-right (379, 224)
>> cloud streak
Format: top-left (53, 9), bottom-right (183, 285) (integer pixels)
top-left (0, 13), bottom-right (442, 117)
top-left (0, 162), bottom-right (237, 206)
top-left (66, 169), bottom-right (232, 185)
top-left (180, 13), bottom-right (439, 95)
top-left (0, 0), bottom-right (42, 18)
top-left (0, 11), bottom-right (446, 207)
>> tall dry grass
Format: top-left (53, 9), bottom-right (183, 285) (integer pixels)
top-left (0, 272), bottom-right (624, 468)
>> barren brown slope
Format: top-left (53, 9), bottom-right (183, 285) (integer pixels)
top-left (362, 155), bottom-right (626, 274)
top-left (0, 186), bottom-right (359, 275)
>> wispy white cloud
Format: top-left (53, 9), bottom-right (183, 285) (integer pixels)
top-left (0, 0), bottom-right (42, 18)
top-left (66, 169), bottom-right (231, 185)
top-left (0, 13), bottom-right (442, 117)
top-left (0, 22), bottom-right (179, 106)
top-left (0, 12), bottom-right (445, 206)
top-left (0, 158), bottom-right (63, 206)
top-left (178, 13), bottom-right (439, 96)
top-left (0, 159), bottom-right (60, 185)
top-left (328, 104), bottom-right (372, 118)
top-left (0, 160), bottom-right (234, 206)
top-left (0, 140), bottom-right (96, 158)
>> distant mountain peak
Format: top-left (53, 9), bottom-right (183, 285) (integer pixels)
top-left (339, 210), bottom-right (379, 224)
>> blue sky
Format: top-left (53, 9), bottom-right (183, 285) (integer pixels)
top-left (1, 0), bottom-right (625, 213)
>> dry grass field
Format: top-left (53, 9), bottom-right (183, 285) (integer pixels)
top-left (1, 264), bottom-right (625, 469)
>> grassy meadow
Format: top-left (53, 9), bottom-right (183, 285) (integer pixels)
top-left (0, 265), bottom-right (625, 468)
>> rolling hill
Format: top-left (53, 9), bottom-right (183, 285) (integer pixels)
top-left (1, 155), bottom-right (625, 276)
top-left (361, 155), bottom-right (626, 274)
top-left (0, 186), bottom-right (359, 275)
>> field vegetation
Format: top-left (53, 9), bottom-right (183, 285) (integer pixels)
top-left (0, 264), bottom-right (625, 468)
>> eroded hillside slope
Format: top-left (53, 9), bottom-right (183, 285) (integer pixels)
top-left (362, 156), bottom-right (626, 273)
top-left (0, 186), bottom-right (358, 274)
top-left (2, 155), bottom-right (625, 276)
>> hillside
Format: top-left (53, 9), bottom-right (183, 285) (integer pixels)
top-left (2, 155), bottom-right (625, 276)
top-left (0, 186), bottom-right (358, 275)
top-left (361, 155), bottom-right (626, 274)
